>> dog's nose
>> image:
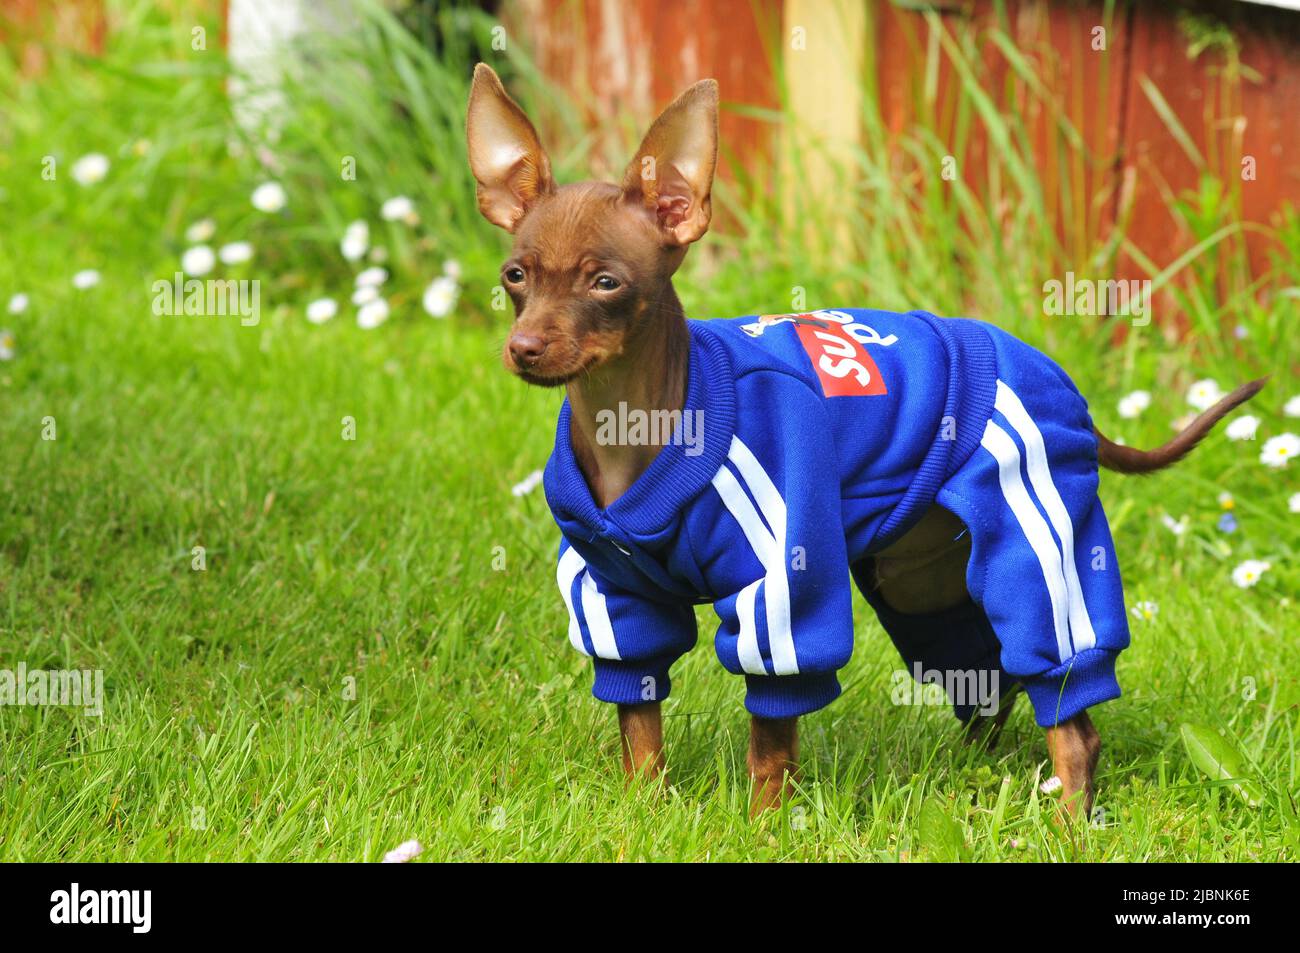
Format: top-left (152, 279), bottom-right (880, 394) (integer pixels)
top-left (508, 333), bottom-right (548, 366)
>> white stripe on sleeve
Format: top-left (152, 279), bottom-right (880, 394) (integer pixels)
top-left (994, 380), bottom-right (1098, 654)
top-left (980, 420), bottom-right (1073, 663)
top-left (557, 546), bottom-right (590, 656)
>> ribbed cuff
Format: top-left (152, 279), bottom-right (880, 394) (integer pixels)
top-left (1022, 649), bottom-right (1121, 727)
top-left (591, 657), bottom-right (674, 705)
top-left (744, 672), bottom-right (841, 719)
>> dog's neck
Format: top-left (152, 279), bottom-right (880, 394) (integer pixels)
top-left (567, 283), bottom-right (691, 509)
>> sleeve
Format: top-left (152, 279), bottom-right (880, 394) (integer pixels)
top-left (556, 537), bottom-right (697, 706)
top-left (708, 373), bottom-right (855, 719)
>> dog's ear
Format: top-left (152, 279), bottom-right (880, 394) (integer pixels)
top-left (621, 79), bottom-right (718, 246)
top-left (466, 63), bottom-right (555, 232)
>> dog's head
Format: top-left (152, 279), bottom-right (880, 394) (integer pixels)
top-left (465, 64), bottom-right (717, 386)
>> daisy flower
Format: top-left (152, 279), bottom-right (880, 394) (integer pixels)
top-left (341, 221), bottom-right (369, 262)
top-left (306, 298), bottom-right (337, 325)
top-left (1231, 559), bottom-right (1270, 589)
top-left (1288, 492), bottom-right (1300, 514)
top-left (355, 266), bottom-right (388, 288)
top-left (381, 839), bottom-right (423, 864)
top-left (1260, 433), bottom-right (1299, 468)
top-left (185, 218), bottom-right (216, 243)
top-left (422, 275), bottom-right (458, 318)
top-left (1118, 390), bottom-right (1151, 419)
top-left (70, 152), bottom-right (110, 186)
top-left (511, 469), bottom-right (544, 497)
top-left (1186, 378), bottom-right (1223, 412)
top-left (351, 285), bottom-right (379, 306)
top-left (1225, 415), bottom-right (1259, 441)
top-left (356, 298), bottom-right (390, 329)
top-left (7, 293), bottom-right (29, 315)
top-left (1217, 491), bottom-right (1235, 510)
top-left (1129, 601), bottom-right (1159, 621)
top-left (1284, 395), bottom-right (1300, 418)
top-left (250, 181), bottom-right (287, 213)
top-left (181, 245), bottom-right (216, 276)
top-left (219, 241), bottom-right (253, 265)
top-left (443, 259), bottom-right (462, 280)
top-left (380, 195), bottom-right (418, 224)
top-left (0, 329), bottom-right (14, 361)
top-left (1160, 513), bottom-right (1188, 536)
top-left (72, 269), bottom-right (100, 290)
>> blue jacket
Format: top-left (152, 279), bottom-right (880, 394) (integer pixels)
top-left (544, 309), bottom-right (1130, 725)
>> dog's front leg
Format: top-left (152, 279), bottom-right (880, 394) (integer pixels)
top-left (748, 716), bottom-right (798, 816)
top-left (618, 702), bottom-right (665, 781)
top-left (1045, 710), bottom-right (1100, 820)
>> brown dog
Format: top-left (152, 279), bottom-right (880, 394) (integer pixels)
top-left (466, 64), bottom-right (1263, 819)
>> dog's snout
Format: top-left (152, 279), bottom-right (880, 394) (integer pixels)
top-left (508, 333), bottom-right (548, 366)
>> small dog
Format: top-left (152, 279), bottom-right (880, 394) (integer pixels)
top-left (466, 64), bottom-right (1264, 818)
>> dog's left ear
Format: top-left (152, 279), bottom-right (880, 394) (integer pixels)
top-left (621, 79), bottom-right (718, 246)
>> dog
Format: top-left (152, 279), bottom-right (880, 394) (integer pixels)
top-left (465, 64), bottom-right (1264, 818)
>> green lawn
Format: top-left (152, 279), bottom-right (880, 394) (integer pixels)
top-left (0, 2), bottom-right (1296, 861)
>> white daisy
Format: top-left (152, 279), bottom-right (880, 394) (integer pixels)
top-left (1225, 415), bottom-right (1259, 441)
top-left (351, 285), bottom-right (380, 306)
top-left (1160, 513), bottom-right (1189, 536)
top-left (306, 298), bottom-right (338, 324)
top-left (185, 218), bottom-right (216, 243)
top-left (356, 298), bottom-right (390, 330)
top-left (1186, 378), bottom-right (1223, 411)
top-left (218, 241), bottom-right (253, 265)
top-left (380, 195), bottom-right (417, 223)
top-left (511, 469), bottom-right (544, 497)
top-left (1231, 559), bottom-right (1271, 589)
top-left (70, 152), bottom-right (110, 186)
top-left (72, 269), bottom-right (101, 290)
top-left (341, 220), bottom-right (369, 262)
top-left (180, 245), bottom-right (216, 276)
top-left (1218, 491), bottom-right (1235, 510)
top-left (7, 293), bottom-right (29, 315)
top-left (443, 259), bottom-right (462, 280)
top-left (422, 276), bottom-right (458, 318)
top-left (1260, 433), bottom-right (1299, 468)
top-left (355, 266), bottom-right (388, 288)
top-left (1130, 601), bottom-right (1159, 621)
top-left (0, 329), bottom-right (14, 361)
top-left (1118, 390), bottom-right (1151, 419)
top-left (1289, 492), bottom-right (1300, 514)
top-left (381, 839), bottom-right (423, 864)
top-left (1284, 395), bottom-right (1300, 418)
top-left (250, 181), bottom-right (287, 213)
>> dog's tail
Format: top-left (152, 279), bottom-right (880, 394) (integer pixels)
top-left (1094, 377), bottom-right (1268, 474)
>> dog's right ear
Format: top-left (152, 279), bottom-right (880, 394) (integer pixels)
top-left (466, 63), bottom-right (555, 232)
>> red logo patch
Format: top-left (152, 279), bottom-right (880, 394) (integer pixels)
top-left (793, 317), bottom-right (888, 397)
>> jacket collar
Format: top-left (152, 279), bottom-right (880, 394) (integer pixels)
top-left (543, 321), bottom-right (736, 540)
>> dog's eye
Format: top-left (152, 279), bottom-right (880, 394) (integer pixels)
top-left (593, 275), bottom-right (621, 292)
top-left (503, 267), bottom-right (525, 285)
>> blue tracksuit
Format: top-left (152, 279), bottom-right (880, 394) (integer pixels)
top-left (544, 309), bottom-right (1130, 727)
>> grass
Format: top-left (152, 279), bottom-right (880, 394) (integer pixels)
top-left (0, 0), bottom-right (1297, 861)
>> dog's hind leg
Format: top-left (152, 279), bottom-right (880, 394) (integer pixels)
top-left (1045, 710), bottom-right (1100, 820)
